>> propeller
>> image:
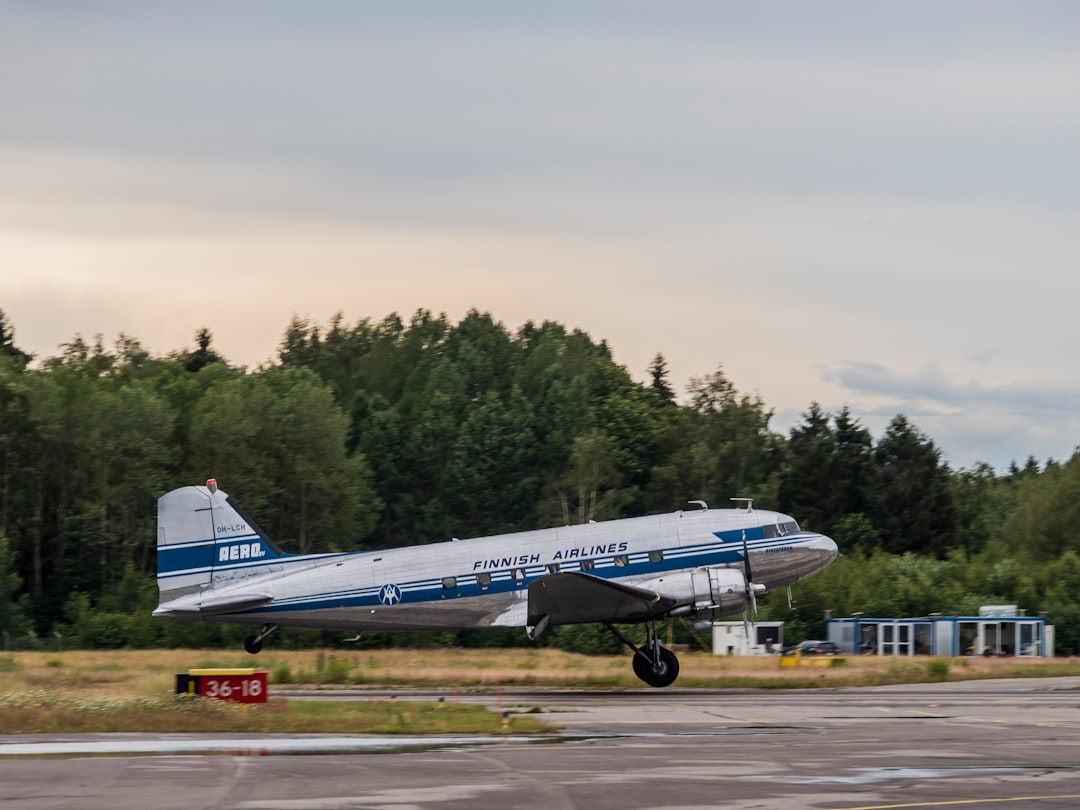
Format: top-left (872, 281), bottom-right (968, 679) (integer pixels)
top-left (741, 531), bottom-right (759, 618)
top-left (740, 530), bottom-right (759, 641)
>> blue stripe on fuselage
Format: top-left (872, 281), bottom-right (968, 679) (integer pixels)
top-left (236, 534), bottom-right (814, 617)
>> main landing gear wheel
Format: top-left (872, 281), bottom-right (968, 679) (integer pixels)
top-left (604, 620), bottom-right (682, 688)
top-left (632, 644), bottom-right (680, 688)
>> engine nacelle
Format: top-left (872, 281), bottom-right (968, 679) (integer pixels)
top-left (638, 567), bottom-right (749, 622)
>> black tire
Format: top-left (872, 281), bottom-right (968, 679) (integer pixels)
top-left (632, 645), bottom-right (680, 688)
top-left (243, 635), bottom-right (263, 654)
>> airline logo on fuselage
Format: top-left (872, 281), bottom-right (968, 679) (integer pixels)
top-left (218, 542), bottom-right (267, 562)
top-left (471, 542), bottom-right (630, 571)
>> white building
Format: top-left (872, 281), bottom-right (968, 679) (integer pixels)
top-left (712, 621), bottom-right (784, 656)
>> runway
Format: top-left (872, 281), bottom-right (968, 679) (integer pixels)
top-left (4, 677), bottom-right (1080, 809)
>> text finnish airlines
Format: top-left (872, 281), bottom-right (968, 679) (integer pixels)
top-left (472, 542), bottom-right (629, 571)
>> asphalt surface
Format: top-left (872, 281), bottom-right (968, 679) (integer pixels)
top-left (4, 677), bottom-right (1080, 809)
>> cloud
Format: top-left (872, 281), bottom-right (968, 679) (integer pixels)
top-left (4, 2), bottom-right (1080, 473)
top-left (817, 362), bottom-right (1080, 469)
top-left (824, 362), bottom-right (1080, 417)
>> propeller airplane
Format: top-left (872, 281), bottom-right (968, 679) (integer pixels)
top-left (154, 480), bottom-right (837, 687)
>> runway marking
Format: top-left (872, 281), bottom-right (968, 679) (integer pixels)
top-left (824, 794), bottom-right (1080, 809)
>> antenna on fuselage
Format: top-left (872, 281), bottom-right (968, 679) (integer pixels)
top-left (687, 500), bottom-right (708, 511)
top-left (730, 497), bottom-right (753, 512)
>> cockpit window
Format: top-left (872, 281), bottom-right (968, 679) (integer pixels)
top-left (762, 524), bottom-right (780, 539)
top-left (779, 520), bottom-right (800, 535)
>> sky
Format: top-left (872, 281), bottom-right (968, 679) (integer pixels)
top-left (2, 1), bottom-right (1079, 472)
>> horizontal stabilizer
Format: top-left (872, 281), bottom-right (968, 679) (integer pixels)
top-left (527, 572), bottom-right (677, 628)
top-left (154, 592), bottom-right (273, 617)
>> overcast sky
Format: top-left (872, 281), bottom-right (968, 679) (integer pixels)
top-left (3, 1), bottom-right (1078, 471)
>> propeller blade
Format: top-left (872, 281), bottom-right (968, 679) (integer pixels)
top-left (741, 530), bottom-right (754, 583)
top-left (742, 531), bottom-right (761, 619)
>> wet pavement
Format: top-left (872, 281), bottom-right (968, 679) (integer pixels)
top-left (3, 677), bottom-right (1080, 808)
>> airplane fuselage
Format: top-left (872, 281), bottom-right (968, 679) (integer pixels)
top-left (155, 503), bottom-right (836, 633)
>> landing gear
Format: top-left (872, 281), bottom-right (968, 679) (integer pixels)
top-left (632, 642), bottom-right (680, 687)
top-left (605, 620), bottom-right (681, 688)
top-left (243, 624), bottom-right (278, 654)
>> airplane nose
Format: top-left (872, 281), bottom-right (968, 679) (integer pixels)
top-left (816, 533), bottom-right (839, 565)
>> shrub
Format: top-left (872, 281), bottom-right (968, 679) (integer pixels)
top-left (926, 658), bottom-right (950, 680)
top-left (324, 657), bottom-right (351, 684)
top-left (269, 663), bottom-right (294, 684)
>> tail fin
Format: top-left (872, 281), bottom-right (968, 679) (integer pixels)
top-left (156, 481), bottom-right (283, 604)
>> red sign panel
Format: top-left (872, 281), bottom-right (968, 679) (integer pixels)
top-left (197, 672), bottom-right (268, 704)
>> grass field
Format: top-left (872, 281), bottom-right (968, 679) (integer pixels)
top-left (1, 648), bottom-right (1078, 734)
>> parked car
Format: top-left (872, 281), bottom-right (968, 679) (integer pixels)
top-left (795, 640), bottom-right (841, 656)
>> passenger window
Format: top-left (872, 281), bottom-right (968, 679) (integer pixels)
top-left (614, 555), bottom-right (629, 567)
top-left (512, 568), bottom-right (525, 581)
top-left (580, 559), bottom-right (595, 572)
top-left (477, 573), bottom-right (492, 585)
top-left (546, 563), bottom-right (561, 574)
top-left (648, 550), bottom-right (664, 563)
top-left (442, 576), bottom-right (457, 589)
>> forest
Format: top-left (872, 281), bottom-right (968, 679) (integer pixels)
top-left (1, 308), bottom-right (1078, 654)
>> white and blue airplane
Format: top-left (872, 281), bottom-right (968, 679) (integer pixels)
top-left (154, 480), bottom-right (837, 687)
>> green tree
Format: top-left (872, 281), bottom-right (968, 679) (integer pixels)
top-left (443, 388), bottom-right (538, 537)
top-left (541, 432), bottom-right (626, 526)
top-left (647, 352), bottom-right (675, 404)
top-left (182, 327), bottom-right (224, 373)
top-left (777, 403), bottom-right (833, 530)
top-left (872, 415), bottom-right (957, 556)
top-left (951, 462), bottom-right (1009, 557)
top-left (682, 367), bottom-right (780, 507)
top-left (0, 531), bottom-right (29, 638)
top-left (0, 310), bottom-right (32, 368)
top-left (188, 368), bottom-right (380, 553)
top-left (1002, 451), bottom-right (1080, 562)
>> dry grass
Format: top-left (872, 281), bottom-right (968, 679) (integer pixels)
top-left (2, 648), bottom-right (1077, 697)
top-left (0, 650), bottom-right (567, 735)
top-left (277, 648), bottom-right (1080, 689)
top-left (1, 648), bottom-right (1077, 736)
top-left (0, 691), bottom-right (551, 735)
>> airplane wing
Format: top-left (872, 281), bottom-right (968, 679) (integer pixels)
top-left (527, 572), bottom-right (678, 635)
